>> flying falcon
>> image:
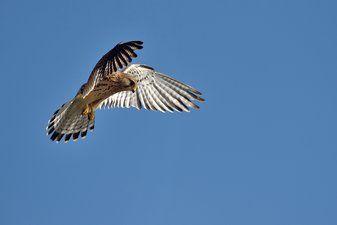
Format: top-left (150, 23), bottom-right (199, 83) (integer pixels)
top-left (47, 41), bottom-right (204, 143)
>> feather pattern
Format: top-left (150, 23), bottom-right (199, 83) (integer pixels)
top-left (46, 100), bottom-right (92, 143)
top-left (97, 64), bottom-right (204, 112)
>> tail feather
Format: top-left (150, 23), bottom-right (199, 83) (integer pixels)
top-left (73, 131), bottom-right (80, 141)
top-left (88, 120), bottom-right (95, 132)
top-left (47, 99), bottom-right (94, 143)
top-left (64, 133), bottom-right (72, 143)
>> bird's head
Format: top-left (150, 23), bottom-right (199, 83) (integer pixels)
top-left (122, 76), bottom-right (137, 93)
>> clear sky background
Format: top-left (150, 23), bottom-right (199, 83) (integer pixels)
top-left (0, 0), bottom-right (336, 224)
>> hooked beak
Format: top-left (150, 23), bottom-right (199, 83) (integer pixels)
top-left (131, 83), bottom-right (137, 93)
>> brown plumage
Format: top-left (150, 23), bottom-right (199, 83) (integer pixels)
top-left (47, 41), bottom-right (204, 143)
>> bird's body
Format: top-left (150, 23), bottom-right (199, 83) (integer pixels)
top-left (47, 41), bottom-right (204, 143)
top-left (79, 71), bottom-right (137, 118)
top-left (83, 72), bottom-right (136, 103)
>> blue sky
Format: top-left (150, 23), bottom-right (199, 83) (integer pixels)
top-left (0, 0), bottom-right (337, 224)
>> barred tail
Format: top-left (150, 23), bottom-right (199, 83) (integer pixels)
top-left (46, 99), bottom-right (95, 143)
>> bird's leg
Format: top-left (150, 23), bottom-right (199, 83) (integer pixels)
top-left (82, 105), bottom-right (95, 121)
top-left (88, 110), bottom-right (95, 121)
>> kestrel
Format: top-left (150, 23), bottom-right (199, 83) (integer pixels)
top-left (47, 41), bottom-right (204, 142)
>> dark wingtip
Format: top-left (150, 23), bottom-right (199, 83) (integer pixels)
top-left (192, 103), bottom-right (200, 110)
top-left (133, 40), bottom-right (143, 45)
top-left (128, 40), bottom-right (143, 49)
top-left (197, 96), bottom-right (205, 102)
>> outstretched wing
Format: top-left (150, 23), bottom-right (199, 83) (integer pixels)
top-left (82, 41), bottom-right (143, 97)
top-left (97, 64), bottom-right (204, 112)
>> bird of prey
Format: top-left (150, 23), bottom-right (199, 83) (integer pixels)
top-left (46, 41), bottom-right (204, 143)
